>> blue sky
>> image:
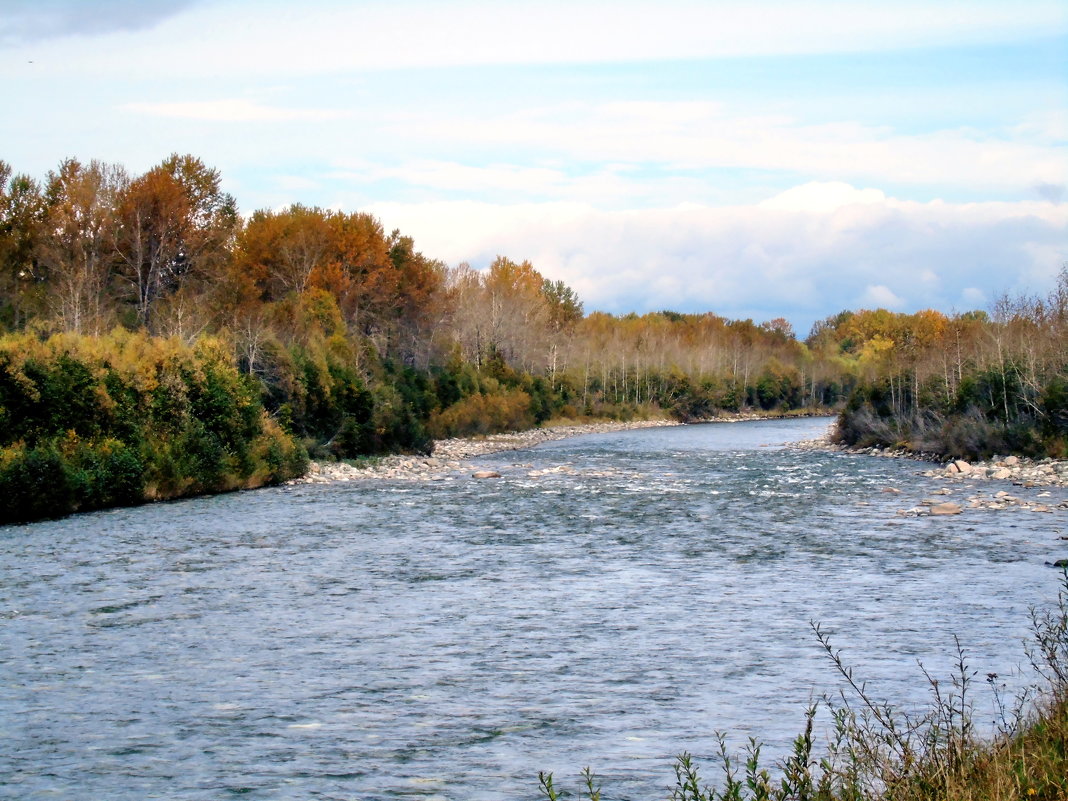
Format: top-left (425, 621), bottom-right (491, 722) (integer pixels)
top-left (2, 0), bottom-right (1065, 334)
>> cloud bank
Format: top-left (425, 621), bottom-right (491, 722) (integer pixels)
top-left (368, 183), bottom-right (1068, 333)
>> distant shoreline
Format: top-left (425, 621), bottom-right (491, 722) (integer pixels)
top-left (294, 411), bottom-right (835, 484)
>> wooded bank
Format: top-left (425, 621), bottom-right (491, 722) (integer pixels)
top-left (1, 154), bottom-right (1065, 521)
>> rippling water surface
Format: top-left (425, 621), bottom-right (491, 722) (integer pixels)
top-left (2, 417), bottom-right (1067, 800)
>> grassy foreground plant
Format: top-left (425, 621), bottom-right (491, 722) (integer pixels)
top-left (540, 572), bottom-right (1068, 801)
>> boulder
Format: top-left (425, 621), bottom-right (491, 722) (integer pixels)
top-left (1003, 455), bottom-right (1020, 466)
top-left (471, 470), bottom-right (502, 479)
top-left (952, 460), bottom-right (972, 474)
top-left (990, 468), bottom-right (1012, 480)
top-left (929, 502), bottom-right (964, 516)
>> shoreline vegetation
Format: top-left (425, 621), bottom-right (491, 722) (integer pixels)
top-left (1, 153), bottom-right (1065, 523)
top-left (540, 570), bottom-right (1068, 801)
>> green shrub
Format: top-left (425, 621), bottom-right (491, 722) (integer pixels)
top-left (0, 444), bottom-right (77, 524)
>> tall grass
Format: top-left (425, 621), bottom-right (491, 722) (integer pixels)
top-left (541, 572), bottom-right (1068, 801)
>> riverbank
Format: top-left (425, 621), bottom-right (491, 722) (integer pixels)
top-left (294, 411), bottom-right (838, 484)
top-left (294, 418), bottom-right (681, 484)
top-left (296, 413), bottom-right (1068, 497)
top-left (791, 426), bottom-right (1068, 489)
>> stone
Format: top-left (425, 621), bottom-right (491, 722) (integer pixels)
top-left (929, 502), bottom-right (964, 516)
top-left (471, 470), bottom-right (502, 479)
top-left (1002, 455), bottom-right (1020, 466)
top-left (952, 460), bottom-right (972, 474)
top-left (990, 468), bottom-right (1012, 480)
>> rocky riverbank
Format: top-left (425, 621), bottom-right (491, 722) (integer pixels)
top-left (791, 425), bottom-right (1068, 489)
top-left (292, 419), bottom-right (681, 484)
top-left (790, 423), bottom-right (1068, 519)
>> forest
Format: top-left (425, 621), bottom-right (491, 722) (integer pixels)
top-left (1, 153), bottom-right (1065, 522)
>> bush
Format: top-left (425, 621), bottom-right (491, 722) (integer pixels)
top-left (0, 331), bottom-right (309, 521)
top-left (0, 444), bottom-right (77, 524)
top-left (429, 389), bottom-right (535, 438)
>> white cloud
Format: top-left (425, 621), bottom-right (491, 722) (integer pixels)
top-left (329, 159), bottom-right (714, 206)
top-left (6, 0), bottom-right (1065, 76)
top-left (760, 182), bottom-right (887, 213)
top-left (857, 285), bottom-right (907, 310)
top-left (418, 103), bottom-right (1066, 193)
top-left (365, 186), bottom-right (1068, 331)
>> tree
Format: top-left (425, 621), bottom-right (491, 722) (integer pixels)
top-left (542, 279), bottom-right (583, 331)
top-left (237, 204), bottom-right (333, 301)
top-left (386, 229), bottom-right (448, 368)
top-left (541, 278), bottom-right (583, 389)
top-left (0, 163), bottom-right (46, 329)
top-left (483, 256), bottom-right (548, 370)
top-left (444, 262), bottom-right (488, 366)
top-left (316, 211), bottom-right (392, 338)
top-left (38, 158), bottom-right (127, 333)
top-left (114, 154), bottom-right (236, 333)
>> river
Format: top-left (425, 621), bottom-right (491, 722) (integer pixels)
top-left (2, 417), bottom-right (1066, 800)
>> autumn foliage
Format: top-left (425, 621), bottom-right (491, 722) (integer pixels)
top-left (1, 154), bottom-right (1066, 519)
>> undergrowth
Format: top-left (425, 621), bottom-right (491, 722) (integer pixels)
top-left (540, 571), bottom-right (1068, 801)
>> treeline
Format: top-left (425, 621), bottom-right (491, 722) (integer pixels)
top-left (826, 275), bottom-right (1068, 459)
top-left (1, 153), bottom-right (1066, 520)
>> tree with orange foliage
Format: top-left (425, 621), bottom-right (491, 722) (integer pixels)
top-left (114, 155), bottom-right (236, 333)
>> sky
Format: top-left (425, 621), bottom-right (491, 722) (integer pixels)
top-left (2, 0), bottom-right (1066, 335)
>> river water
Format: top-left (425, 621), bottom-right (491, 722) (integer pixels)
top-left (2, 417), bottom-right (1066, 800)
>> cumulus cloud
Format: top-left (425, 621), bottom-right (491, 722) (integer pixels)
top-left (366, 185), bottom-right (1068, 332)
top-left (759, 182), bottom-right (887, 213)
top-left (857, 285), bottom-right (906, 310)
top-left (0, 0), bottom-right (198, 46)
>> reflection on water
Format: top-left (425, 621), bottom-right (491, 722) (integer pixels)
top-left (2, 417), bottom-right (1065, 800)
